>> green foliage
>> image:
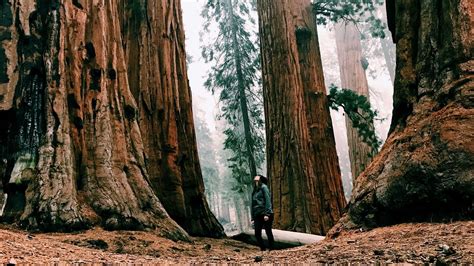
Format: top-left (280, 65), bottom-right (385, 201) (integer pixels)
top-left (358, 4), bottom-right (396, 82)
top-left (313, 0), bottom-right (386, 38)
top-left (201, 0), bottom-right (265, 190)
top-left (328, 84), bottom-right (381, 154)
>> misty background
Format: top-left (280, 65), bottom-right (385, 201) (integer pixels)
top-left (181, 0), bottom-right (394, 234)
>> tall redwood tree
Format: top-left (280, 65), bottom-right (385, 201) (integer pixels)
top-left (257, 0), bottom-right (346, 234)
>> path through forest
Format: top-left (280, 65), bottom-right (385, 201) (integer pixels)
top-left (0, 221), bottom-right (472, 264)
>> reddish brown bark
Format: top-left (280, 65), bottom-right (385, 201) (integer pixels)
top-left (331, 0), bottom-right (474, 232)
top-left (257, 0), bottom-right (346, 235)
top-left (0, 0), bottom-right (223, 238)
top-left (118, 0), bottom-right (224, 237)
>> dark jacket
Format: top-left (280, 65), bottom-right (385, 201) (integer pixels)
top-left (251, 184), bottom-right (273, 220)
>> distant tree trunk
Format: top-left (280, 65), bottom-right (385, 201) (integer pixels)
top-left (0, 0), bottom-right (223, 238)
top-left (216, 194), bottom-right (222, 218)
top-left (206, 191), bottom-right (216, 215)
top-left (332, 0), bottom-right (474, 231)
top-left (379, 1), bottom-right (396, 84)
top-left (335, 22), bottom-right (376, 183)
top-left (257, 0), bottom-right (346, 235)
top-left (216, 193), bottom-right (221, 218)
top-left (119, 0), bottom-right (224, 238)
top-left (221, 200), bottom-right (231, 223)
top-left (380, 37), bottom-right (396, 84)
top-left (234, 196), bottom-right (244, 231)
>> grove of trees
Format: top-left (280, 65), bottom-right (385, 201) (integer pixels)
top-left (0, 0), bottom-right (471, 242)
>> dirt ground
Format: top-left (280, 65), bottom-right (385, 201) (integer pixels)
top-left (0, 221), bottom-right (472, 264)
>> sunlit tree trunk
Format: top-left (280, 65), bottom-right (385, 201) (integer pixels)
top-left (216, 194), bottom-right (222, 218)
top-left (257, 0), bottom-right (346, 234)
top-left (335, 22), bottom-right (376, 184)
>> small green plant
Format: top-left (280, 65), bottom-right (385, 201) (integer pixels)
top-left (327, 84), bottom-right (381, 154)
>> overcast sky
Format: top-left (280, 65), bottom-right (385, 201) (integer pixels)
top-left (182, 0), bottom-right (220, 133)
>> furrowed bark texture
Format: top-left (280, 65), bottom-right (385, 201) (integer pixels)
top-left (118, 0), bottom-right (224, 238)
top-left (335, 22), bottom-right (376, 184)
top-left (257, 0), bottom-right (346, 235)
top-left (332, 0), bottom-right (473, 232)
top-left (0, 0), bottom-right (223, 238)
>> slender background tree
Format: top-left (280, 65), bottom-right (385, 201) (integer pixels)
top-left (200, 0), bottom-right (265, 226)
top-left (314, 0), bottom-right (387, 185)
top-left (335, 21), bottom-right (377, 183)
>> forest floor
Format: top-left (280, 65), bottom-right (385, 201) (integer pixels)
top-left (0, 221), bottom-right (472, 264)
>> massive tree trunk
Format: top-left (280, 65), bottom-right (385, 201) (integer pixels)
top-left (257, 0), bottom-right (346, 235)
top-left (0, 0), bottom-right (223, 238)
top-left (118, 0), bottom-right (224, 238)
top-left (294, 1), bottom-right (347, 232)
top-left (335, 22), bottom-right (376, 184)
top-left (332, 0), bottom-right (473, 232)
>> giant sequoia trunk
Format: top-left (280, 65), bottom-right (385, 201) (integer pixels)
top-left (0, 0), bottom-right (223, 238)
top-left (257, 0), bottom-right (346, 235)
top-left (335, 22), bottom-right (376, 184)
top-left (118, 0), bottom-right (224, 238)
top-left (332, 0), bottom-right (473, 231)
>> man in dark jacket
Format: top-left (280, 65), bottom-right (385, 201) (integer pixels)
top-left (251, 175), bottom-right (274, 251)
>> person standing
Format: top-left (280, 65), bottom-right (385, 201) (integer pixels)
top-left (251, 175), bottom-right (274, 251)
